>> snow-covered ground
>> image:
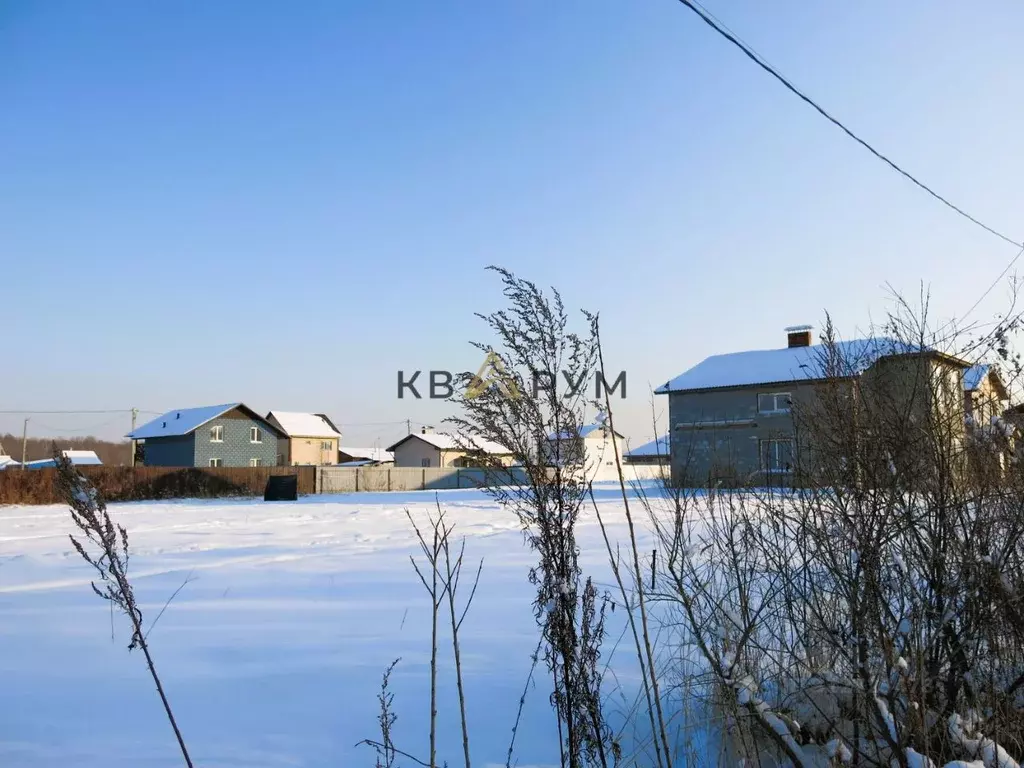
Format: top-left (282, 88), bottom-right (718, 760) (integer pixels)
top-left (0, 484), bottom-right (668, 768)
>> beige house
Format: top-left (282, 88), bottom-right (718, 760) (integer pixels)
top-left (964, 364), bottom-right (1009, 429)
top-left (266, 411), bottom-right (342, 466)
top-left (544, 420), bottom-right (624, 469)
top-left (386, 430), bottom-right (514, 468)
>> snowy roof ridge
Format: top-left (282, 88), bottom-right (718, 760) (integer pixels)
top-left (654, 337), bottom-right (949, 394)
top-left (267, 411), bottom-right (342, 438)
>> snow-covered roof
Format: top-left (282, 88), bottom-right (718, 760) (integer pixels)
top-left (387, 432), bottom-right (511, 455)
top-left (62, 450), bottom-right (103, 465)
top-left (339, 446), bottom-right (394, 463)
top-left (267, 411), bottom-right (341, 438)
top-left (547, 423), bottom-right (625, 441)
top-left (127, 404), bottom-right (277, 439)
top-left (23, 450), bottom-right (103, 469)
top-left (624, 435), bottom-right (671, 458)
top-left (964, 364), bottom-right (990, 392)
top-left (128, 404), bottom-right (240, 439)
top-left (655, 338), bottom-right (930, 394)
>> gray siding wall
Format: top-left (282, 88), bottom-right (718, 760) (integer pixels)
top-left (667, 382), bottom-right (819, 486)
top-left (193, 416), bottom-right (281, 468)
top-left (142, 434), bottom-right (196, 467)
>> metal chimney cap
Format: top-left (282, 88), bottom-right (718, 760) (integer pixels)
top-left (784, 324), bottom-right (814, 333)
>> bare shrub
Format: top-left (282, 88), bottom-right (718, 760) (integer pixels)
top-left (645, 299), bottom-right (1024, 767)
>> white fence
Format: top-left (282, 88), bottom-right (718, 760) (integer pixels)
top-left (314, 462), bottom-right (668, 494)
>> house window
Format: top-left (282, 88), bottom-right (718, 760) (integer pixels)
top-left (210, 425), bottom-right (224, 442)
top-left (761, 439), bottom-right (794, 473)
top-left (209, 458), bottom-right (222, 468)
top-left (421, 458), bottom-right (430, 467)
top-left (758, 392), bottom-right (792, 414)
top-left (321, 440), bottom-right (332, 451)
top-left (250, 426), bottom-right (262, 443)
top-left (250, 458), bottom-right (262, 467)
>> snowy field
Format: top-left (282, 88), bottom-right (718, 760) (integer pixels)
top-left (0, 484), bottom-right (670, 768)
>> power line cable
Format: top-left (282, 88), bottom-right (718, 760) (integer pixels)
top-left (672, 0), bottom-right (1022, 250)
top-left (29, 416), bottom-right (128, 434)
top-left (956, 243), bottom-right (1024, 326)
top-left (0, 409), bottom-right (139, 415)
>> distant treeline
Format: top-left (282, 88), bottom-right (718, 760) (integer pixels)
top-left (0, 434), bottom-right (132, 466)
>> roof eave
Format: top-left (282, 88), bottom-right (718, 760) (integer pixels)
top-left (657, 374), bottom-right (856, 396)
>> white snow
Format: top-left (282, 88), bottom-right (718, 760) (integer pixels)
top-left (338, 446), bottom-right (394, 463)
top-left (624, 435), bottom-right (671, 459)
top-left (128, 403), bottom-right (244, 439)
top-left (0, 483), bottom-right (667, 767)
top-left (654, 338), bottom-right (920, 394)
top-left (266, 411), bottom-right (341, 439)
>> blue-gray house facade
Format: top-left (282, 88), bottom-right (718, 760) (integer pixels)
top-left (128, 403), bottom-right (284, 468)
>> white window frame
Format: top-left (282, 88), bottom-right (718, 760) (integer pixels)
top-left (250, 426), bottom-right (262, 444)
top-left (321, 440), bottom-right (332, 451)
top-left (761, 439), bottom-right (795, 474)
top-left (209, 457), bottom-right (222, 468)
top-left (758, 392), bottom-right (792, 415)
top-left (210, 425), bottom-right (224, 443)
top-left (250, 458), bottom-right (262, 467)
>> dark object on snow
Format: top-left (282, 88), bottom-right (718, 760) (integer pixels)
top-left (264, 475), bottom-right (298, 501)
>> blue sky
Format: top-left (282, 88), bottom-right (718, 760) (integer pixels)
top-left (3, 1), bottom-right (1023, 448)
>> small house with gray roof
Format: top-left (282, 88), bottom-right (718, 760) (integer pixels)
top-left (387, 429), bottom-right (513, 468)
top-left (624, 435), bottom-right (670, 466)
top-left (127, 403), bottom-right (284, 468)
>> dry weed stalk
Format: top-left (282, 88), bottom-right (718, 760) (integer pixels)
top-left (449, 267), bottom-right (617, 768)
top-left (361, 504), bottom-right (484, 768)
top-left (52, 450), bottom-right (194, 768)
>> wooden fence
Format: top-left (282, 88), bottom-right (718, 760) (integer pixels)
top-left (0, 465), bottom-right (316, 505)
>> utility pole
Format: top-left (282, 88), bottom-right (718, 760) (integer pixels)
top-left (130, 408), bottom-right (139, 467)
top-left (20, 418), bottom-right (28, 471)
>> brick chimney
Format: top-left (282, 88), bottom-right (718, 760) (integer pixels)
top-left (785, 325), bottom-right (813, 348)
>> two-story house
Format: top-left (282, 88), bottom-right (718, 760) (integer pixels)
top-left (655, 326), bottom-right (970, 487)
top-left (265, 411), bottom-right (342, 466)
top-left (128, 403), bottom-right (284, 468)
